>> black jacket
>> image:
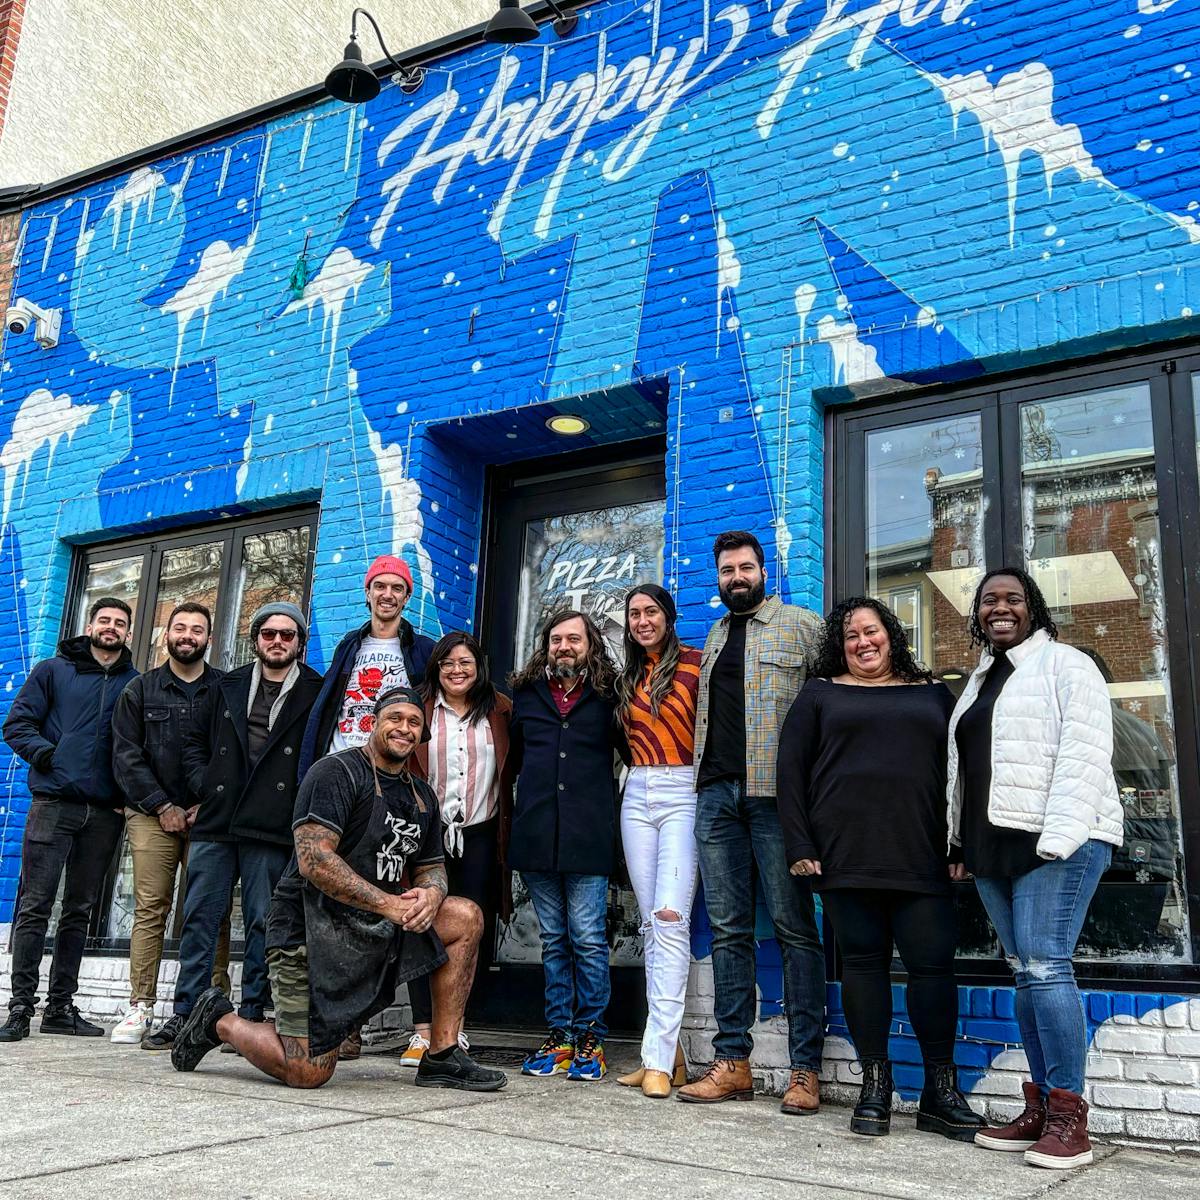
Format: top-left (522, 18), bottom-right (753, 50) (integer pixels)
top-left (185, 661), bottom-right (323, 846)
top-left (3, 636), bottom-right (137, 806)
top-left (507, 679), bottom-right (627, 876)
top-left (111, 662), bottom-right (225, 815)
top-left (299, 618), bottom-right (436, 776)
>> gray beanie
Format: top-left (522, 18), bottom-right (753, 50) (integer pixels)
top-left (249, 601), bottom-right (308, 644)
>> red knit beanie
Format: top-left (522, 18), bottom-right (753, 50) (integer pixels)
top-left (365, 554), bottom-right (414, 593)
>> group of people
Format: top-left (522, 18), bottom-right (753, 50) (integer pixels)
top-left (0, 532), bottom-right (1122, 1171)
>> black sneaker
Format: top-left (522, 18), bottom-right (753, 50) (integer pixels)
top-left (170, 988), bottom-right (235, 1073)
top-left (415, 1045), bottom-right (508, 1092)
top-left (0, 1006), bottom-right (33, 1043)
top-left (142, 1013), bottom-right (186, 1051)
top-left (40, 1004), bottom-right (105, 1037)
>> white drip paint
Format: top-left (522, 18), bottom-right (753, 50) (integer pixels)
top-left (40, 215), bottom-right (58, 273)
top-left (794, 283), bottom-right (817, 365)
top-left (925, 64), bottom-right (1105, 242)
top-left (105, 167), bottom-right (168, 250)
top-left (282, 246), bottom-right (373, 352)
top-left (217, 147), bottom-right (232, 196)
top-left (0, 389), bottom-right (98, 522)
top-left (817, 314), bottom-right (884, 385)
top-left (716, 215), bottom-right (742, 345)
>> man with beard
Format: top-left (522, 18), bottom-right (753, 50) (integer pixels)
top-left (110, 603), bottom-right (227, 1046)
top-left (162, 603), bottom-right (322, 1049)
top-left (0, 598), bottom-right (138, 1042)
top-left (507, 610), bottom-right (626, 1082)
top-left (678, 531), bottom-right (826, 1114)
top-left (300, 556), bottom-right (436, 775)
top-left (171, 687), bottom-right (506, 1094)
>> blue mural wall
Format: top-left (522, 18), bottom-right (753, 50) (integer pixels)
top-left (3, 0), bottom-right (1200, 1122)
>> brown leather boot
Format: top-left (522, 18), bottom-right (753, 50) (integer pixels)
top-left (677, 1058), bottom-right (754, 1103)
top-left (974, 1082), bottom-right (1046, 1151)
top-left (1024, 1087), bottom-right (1093, 1169)
top-left (337, 1029), bottom-right (363, 1061)
top-left (780, 1068), bottom-right (820, 1115)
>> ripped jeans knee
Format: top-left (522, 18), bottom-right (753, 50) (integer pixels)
top-left (1008, 953), bottom-right (1076, 989)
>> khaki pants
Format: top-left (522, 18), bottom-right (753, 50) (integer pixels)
top-left (125, 812), bottom-right (232, 1004)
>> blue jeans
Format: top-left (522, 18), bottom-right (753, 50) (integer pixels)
top-left (522, 871), bottom-right (610, 1039)
top-left (695, 780), bottom-right (826, 1070)
top-left (174, 839), bottom-right (290, 1020)
top-left (975, 839), bottom-right (1112, 1095)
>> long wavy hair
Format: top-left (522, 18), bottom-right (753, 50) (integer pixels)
top-left (812, 596), bottom-right (932, 683)
top-left (509, 609), bottom-right (617, 698)
top-left (421, 631), bottom-right (498, 726)
top-left (615, 585), bottom-right (683, 717)
top-left (967, 566), bottom-right (1059, 649)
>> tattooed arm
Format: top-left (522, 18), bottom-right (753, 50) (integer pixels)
top-left (395, 861), bottom-right (447, 932)
top-left (293, 823), bottom-right (403, 922)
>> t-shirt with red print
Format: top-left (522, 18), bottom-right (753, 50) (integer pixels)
top-left (328, 636), bottom-right (409, 753)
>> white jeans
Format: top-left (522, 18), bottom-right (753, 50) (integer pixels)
top-left (620, 765), bottom-right (700, 1073)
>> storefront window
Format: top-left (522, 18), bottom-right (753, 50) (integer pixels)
top-left (1021, 386), bottom-right (1189, 961)
top-left (73, 555), bottom-right (144, 635)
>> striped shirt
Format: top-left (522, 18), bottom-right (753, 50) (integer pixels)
top-left (428, 696), bottom-right (499, 854)
top-left (624, 646), bottom-right (702, 767)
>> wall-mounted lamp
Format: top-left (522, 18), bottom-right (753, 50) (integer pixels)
top-left (484, 1), bottom-right (578, 45)
top-left (325, 8), bottom-right (425, 104)
top-left (546, 415), bottom-right (590, 436)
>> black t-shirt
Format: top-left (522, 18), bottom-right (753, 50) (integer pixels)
top-left (698, 612), bottom-right (751, 787)
top-left (267, 749), bottom-right (444, 950)
top-left (247, 677), bottom-right (282, 763)
top-left (955, 653), bottom-right (1042, 878)
top-left (172, 673), bottom-right (205, 700)
top-left (777, 678), bottom-right (956, 893)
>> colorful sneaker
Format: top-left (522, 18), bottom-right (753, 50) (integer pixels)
top-left (399, 1032), bottom-right (430, 1068)
top-left (566, 1027), bottom-right (607, 1082)
top-left (522, 1027), bottom-right (574, 1077)
top-left (110, 1002), bottom-right (155, 1045)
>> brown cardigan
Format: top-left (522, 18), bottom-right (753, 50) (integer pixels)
top-left (411, 691), bottom-right (516, 922)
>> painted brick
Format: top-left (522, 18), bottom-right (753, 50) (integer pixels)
top-left (1166, 1090), bottom-right (1200, 1116)
top-left (1124, 1059), bottom-right (1198, 1086)
top-left (1123, 1113), bottom-right (1200, 1143)
top-left (1165, 1032), bottom-right (1200, 1057)
top-left (1093, 1024), bottom-right (1167, 1055)
top-left (1084, 1055), bottom-right (1125, 1081)
top-left (1091, 1085), bottom-right (1166, 1111)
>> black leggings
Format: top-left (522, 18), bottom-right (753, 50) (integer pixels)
top-left (408, 817), bottom-right (500, 1026)
top-left (821, 889), bottom-right (958, 1066)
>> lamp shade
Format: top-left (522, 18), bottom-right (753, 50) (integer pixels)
top-left (325, 39), bottom-right (381, 104)
top-left (484, 0), bottom-right (540, 44)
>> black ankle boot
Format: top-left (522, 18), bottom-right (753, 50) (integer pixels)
top-left (916, 1063), bottom-right (987, 1142)
top-left (850, 1060), bottom-right (893, 1136)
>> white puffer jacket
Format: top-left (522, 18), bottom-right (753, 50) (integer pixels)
top-left (947, 629), bottom-right (1123, 862)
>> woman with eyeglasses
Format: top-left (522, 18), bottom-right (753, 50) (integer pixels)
top-left (399, 631), bottom-right (515, 1067)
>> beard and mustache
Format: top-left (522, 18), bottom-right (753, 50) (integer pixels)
top-left (167, 636), bottom-right (207, 665)
top-left (719, 577), bottom-right (765, 614)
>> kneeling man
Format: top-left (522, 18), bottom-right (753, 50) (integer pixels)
top-left (170, 686), bottom-right (505, 1092)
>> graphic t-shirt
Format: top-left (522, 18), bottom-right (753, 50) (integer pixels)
top-left (329, 637), bottom-right (409, 753)
top-left (267, 748), bottom-right (444, 950)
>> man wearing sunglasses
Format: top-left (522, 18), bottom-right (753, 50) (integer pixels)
top-left (160, 603), bottom-right (322, 1050)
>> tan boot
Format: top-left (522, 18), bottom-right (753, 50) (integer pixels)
top-left (616, 1067), bottom-right (646, 1088)
top-left (780, 1068), bottom-right (820, 1115)
top-left (642, 1070), bottom-right (672, 1098)
top-left (677, 1058), bottom-right (754, 1104)
top-left (618, 1043), bottom-right (688, 1088)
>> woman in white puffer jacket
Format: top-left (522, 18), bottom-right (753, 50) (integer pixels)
top-left (946, 567), bottom-right (1122, 1173)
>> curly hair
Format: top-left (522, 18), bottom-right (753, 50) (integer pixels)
top-left (508, 609), bottom-right (617, 698)
top-left (615, 585), bottom-right (683, 717)
top-left (967, 566), bottom-right (1059, 649)
top-left (812, 596), bottom-right (932, 683)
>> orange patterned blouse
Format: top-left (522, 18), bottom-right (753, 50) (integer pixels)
top-left (623, 646), bottom-right (703, 767)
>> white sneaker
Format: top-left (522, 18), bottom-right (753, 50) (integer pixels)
top-left (110, 1002), bottom-right (154, 1044)
top-left (399, 1032), bottom-right (430, 1067)
top-left (457, 1030), bottom-right (470, 1052)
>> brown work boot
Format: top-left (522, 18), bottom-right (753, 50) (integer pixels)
top-left (337, 1029), bottom-right (363, 1061)
top-left (975, 1081), bottom-right (1046, 1152)
top-left (677, 1058), bottom-right (754, 1104)
top-left (780, 1067), bottom-right (820, 1115)
top-left (1024, 1087), bottom-right (1093, 1169)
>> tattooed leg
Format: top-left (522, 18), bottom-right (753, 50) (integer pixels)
top-left (215, 1014), bottom-right (338, 1089)
top-left (428, 896), bottom-right (483, 1053)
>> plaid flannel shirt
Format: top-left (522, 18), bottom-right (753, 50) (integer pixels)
top-left (694, 594), bottom-right (823, 797)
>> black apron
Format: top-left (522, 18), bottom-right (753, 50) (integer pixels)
top-left (303, 769), bottom-right (448, 1056)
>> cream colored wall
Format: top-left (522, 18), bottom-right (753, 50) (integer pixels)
top-left (0, 0), bottom-right (498, 186)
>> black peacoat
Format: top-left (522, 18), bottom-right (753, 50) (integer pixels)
top-left (507, 679), bottom-right (628, 877)
top-left (184, 662), bottom-right (323, 847)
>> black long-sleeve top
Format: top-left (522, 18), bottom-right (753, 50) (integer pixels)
top-left (777, 678), bottom-right (956, 893)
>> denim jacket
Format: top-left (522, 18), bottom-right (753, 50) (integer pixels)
top-left (694, 594), bottom-right (822, 797)
top-left (111, 662), bottom-right (224, 815)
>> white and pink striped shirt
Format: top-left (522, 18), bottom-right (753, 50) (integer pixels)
top-left (427, 695), bottom-right (499, 856)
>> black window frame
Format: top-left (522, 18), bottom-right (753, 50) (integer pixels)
top-left (59, 505), bottom-right (319, 951)
top-left (828, 341), bottom-right (1200, 991)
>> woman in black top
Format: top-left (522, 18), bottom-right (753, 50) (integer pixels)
top-left (778, 598), bottom-right (984, 1143)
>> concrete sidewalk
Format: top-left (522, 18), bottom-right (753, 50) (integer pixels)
top-left (0, 1033), bottom-right (1194, 1200)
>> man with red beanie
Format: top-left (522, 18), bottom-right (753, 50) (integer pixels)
top-left (299, 556), bottom-right (436, 779)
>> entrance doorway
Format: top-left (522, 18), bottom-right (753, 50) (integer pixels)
top-left (473, 439), bottom-right (667, 1033)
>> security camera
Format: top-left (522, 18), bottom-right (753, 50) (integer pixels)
top-left (5, 298), bottom-right (62, 349)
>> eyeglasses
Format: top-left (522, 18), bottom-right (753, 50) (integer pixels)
top-left (259, 627), bottom-right (298, 643)
top-left (439, 658), bottom-right (476, 672)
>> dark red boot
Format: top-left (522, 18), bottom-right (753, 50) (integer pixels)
top-left (1024, 1087), bottom-right (1092, 1169)
top-left (974, 1081), bottom-right (1046, 1152)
